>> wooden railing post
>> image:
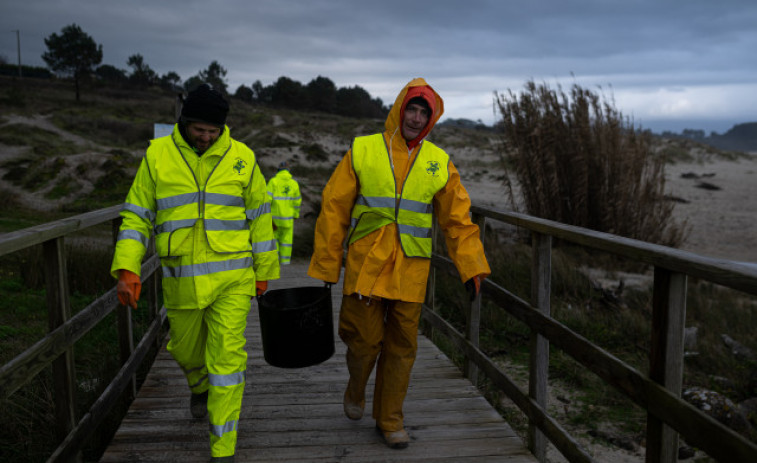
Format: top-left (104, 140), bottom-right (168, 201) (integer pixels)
top-left (647, 267), bottom-right (687, 463)
top-left (423, 220), bottom-right (438, 340)
top-left (43, 237), bottom-right (80, 462)
top-left (146, 237), bottom-right (162, 350)
top-left (112, 217), bottom-right (137, 398)
top-left (118, 306), bottom-right (136, 399)
top-left (529, 232), bottom-right (551, 462)
top-left (463, 213), bottom-right (486, 385)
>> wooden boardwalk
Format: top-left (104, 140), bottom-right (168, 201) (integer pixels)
top-left (100, 263), bottom-right (536, 462)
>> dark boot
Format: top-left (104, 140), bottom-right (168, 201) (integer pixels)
top-left (209, 456), bottom-right (234, 463)
top-left (190, 390), bottom-right (208, 419)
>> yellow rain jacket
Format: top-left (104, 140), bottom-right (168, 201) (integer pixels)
top-left (308, 78), bottom-right (490, 302)
top-left (111, 124), bottom-right (279, 308)
top-left (267, 169), bottom-right (302, 227)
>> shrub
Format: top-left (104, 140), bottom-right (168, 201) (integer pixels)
top-left (303, 142), bottom-right (330, 162)
top-left (495, 81), bottom-right (687, 247)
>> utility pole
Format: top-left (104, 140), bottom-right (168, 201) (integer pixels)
top-left (11, 29), bottom-right (22, 77)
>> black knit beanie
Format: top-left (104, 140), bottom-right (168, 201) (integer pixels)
top-left (180, 83), bottom-right (229, 127)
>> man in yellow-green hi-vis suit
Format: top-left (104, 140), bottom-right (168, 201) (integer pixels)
top-left (267, 161), bottom-right (301, 265)
top-left (111, 83), bottom-right (279, 463)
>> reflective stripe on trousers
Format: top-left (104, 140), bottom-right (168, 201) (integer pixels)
top-left (166, 294), bottom-right (251, 458)
top-left (338, 293), bottom-right (421, 432)
top-left (273, 225), bottom-right (294, 265)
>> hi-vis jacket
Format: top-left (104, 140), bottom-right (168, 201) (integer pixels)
top-left (266, 169), bottom-right (301, 227)
top-left (349, 133), bottom-right (449, 258)
top-left (308, 78), bottom-right (490, 303)
top-left (111, 124), bottom-right (279, 309)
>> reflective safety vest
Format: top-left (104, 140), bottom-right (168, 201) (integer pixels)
top-left (123, 135), bottom-right (266, 258)
top-left (348, 133), bottom-right (449, 258)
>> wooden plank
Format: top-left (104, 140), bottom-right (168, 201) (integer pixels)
top-left (100, 262), bottom-right (538, 463)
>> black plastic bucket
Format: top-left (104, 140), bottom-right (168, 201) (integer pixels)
top-left (257, 286), bottom-right (335, 368)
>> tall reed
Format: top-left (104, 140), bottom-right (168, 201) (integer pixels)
top-left (496, 81), bottom-right (687, 246)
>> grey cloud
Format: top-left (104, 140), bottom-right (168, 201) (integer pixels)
top-left (2, 0), bottom-right (756, 132)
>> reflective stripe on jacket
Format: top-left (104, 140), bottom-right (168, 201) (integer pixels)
top-left (111, 124), bottom-right (279, 308)
top-left (349, 133), bottom-right (449, 258)
top-left (266, 169), bottom-right (301, 227)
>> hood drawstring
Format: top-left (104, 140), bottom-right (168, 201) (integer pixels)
top-left (388, 127), bottom-right (399, 172)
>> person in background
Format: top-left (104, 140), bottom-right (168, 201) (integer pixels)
top-left (308, 77), bottom-right (491, 449)
top-left (267, 161), bottom-right (302, 265)
top-left (111, 83), bottom-right (279, 463)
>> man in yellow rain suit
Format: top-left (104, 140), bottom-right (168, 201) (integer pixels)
top-left (267, 161), bottom-right (302, 265)
top-left (308, 77), bottom-right (491, 449)
top-left (111, 84), bottom-right (279, 463)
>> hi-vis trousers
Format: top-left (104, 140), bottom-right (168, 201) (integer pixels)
top-left (166, 294), bottom-right (250, 458)
top-left (338, 293), bottom-right (422, 432)
top-left (273, 225), bottom-right (294, 265)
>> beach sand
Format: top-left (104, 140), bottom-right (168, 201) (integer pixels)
top-left (463, 154), bottom-right (757, 265)
top-left (665, 155), bottom-right (757, 264)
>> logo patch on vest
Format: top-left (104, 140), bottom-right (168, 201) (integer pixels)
top-left (233, 158), bottom-right (247, 175)
top-left (426, 160), bottom-right (440, 177)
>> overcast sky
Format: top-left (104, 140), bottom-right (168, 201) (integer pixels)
top-left (2, 0), bottom-right (756, 134)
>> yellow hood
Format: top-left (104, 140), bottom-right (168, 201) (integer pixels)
top-left (384, 77), bottom-right (445, 139)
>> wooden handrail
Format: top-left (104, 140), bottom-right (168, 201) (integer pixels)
top-left (471, 205), bottom-right (757, 296)
top-left (4, 201), bottom-right (757, 462)
top-left (47, 307), bottom-right (167, 463)
top-left (0, 205), bottom-right (165, 463)
top-left (0, 205), bottom-right (121, 257)
top-left (0, 255), bottom-right (160, 401)
top-left (424, 204), bottom-right (757, 463)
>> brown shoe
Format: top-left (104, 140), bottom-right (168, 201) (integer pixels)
top-left (378, 427), bottom-right (410, 449)
top-left (343, 396), bottom-right (364, 420)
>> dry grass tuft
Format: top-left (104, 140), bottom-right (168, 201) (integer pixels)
top-left (496, 81), bottom-right (688, 247)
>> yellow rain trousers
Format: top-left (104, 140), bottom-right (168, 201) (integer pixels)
top-left (308, 78), bottom-right (491, 432)
top-left (111, 124), bottom-right (279, 458)
top-left (273, 225), bottom-right (294, 265)
top-left (166, 294), bottom-right (250, 457)
top-left (339, 294), bottom-right (422, 431)
top-left (267, 169), bottom-right (301, 265)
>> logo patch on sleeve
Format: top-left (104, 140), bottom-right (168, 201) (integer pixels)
top-left (233, 158), bottom-right (247, 175)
